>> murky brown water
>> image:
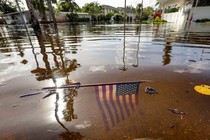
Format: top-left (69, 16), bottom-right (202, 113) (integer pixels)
top-left (0, 22), bottom-right (210, 140)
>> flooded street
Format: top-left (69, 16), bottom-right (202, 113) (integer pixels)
top-left (0, 22), bottom-right (210, 140)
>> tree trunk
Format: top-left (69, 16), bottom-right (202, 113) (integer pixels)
top-left (46, 0), bottom-right (57, 30)
top-left (39, 0), bottom-right (47, 21)
top-left (25, 0), bottom-right (41, 31)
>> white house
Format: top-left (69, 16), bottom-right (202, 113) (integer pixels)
top-left (117, 7), bottom-right (136, 21)
top-left (3, 11), bottom-right (30, 24)
top-left (101, 5), bottom-right (136, 21)
top-left (101, 5), bottom-right (116, 15)
top-left (158, 0), bottom-right (210, 23)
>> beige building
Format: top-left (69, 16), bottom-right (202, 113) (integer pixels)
top-left (101, 5), bottom-right (116, 15)
top-left (101, 4), bottom-right (135, 21)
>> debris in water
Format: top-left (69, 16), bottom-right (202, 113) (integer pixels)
top-left (144, 87), bottom-right (158, 94)
top-left (168, 109), bottom-right (188, 115)
top-left (170, 125), bottom-right (175, 129)
top-left (0, 83), bottom-right (6, 86)
top-left (194, 85), bottom-right (210, 95)
top-left (12, 104), bottom-right (19, 108)
top-left (21, 59), bottom-right (28, 64)
top-left (189, 59), bottom-right (196, 62)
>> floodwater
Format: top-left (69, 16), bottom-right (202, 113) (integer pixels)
top-left (0, 22), bottom-right (210, 140)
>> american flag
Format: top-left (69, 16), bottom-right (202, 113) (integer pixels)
top-left (95, 82), bottom-right (140, 130)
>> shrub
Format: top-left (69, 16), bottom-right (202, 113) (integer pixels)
top-left (66, 13), bottom-right (79, 22)
top-left (113, 13), bottom-right (123, 21)
top-left (195, 18), bottom-right (210, 22)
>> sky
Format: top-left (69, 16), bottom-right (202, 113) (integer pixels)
top-left (74, 0), bottom-right (157, 8)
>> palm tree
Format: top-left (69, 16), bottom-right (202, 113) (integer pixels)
top-left (25, 0), bottom-right (41, 30)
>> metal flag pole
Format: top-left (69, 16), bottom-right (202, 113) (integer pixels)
top-left (19, 80), bottom-right (155, 98)
top-left (42, 80), bottom-right (155, 90)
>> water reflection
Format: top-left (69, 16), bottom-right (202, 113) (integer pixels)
top-left (1, 22), bottom-right (210, 139)
top-left (132, 26), bottom-right (141, 67)
top-left (54, 89), bottom-right (83, 140)
top-left (162, 42), bottom-right (172, 66)
top-left (119, 22), bottom-right (127, 71)
top-left (30, 24), bottom-right (80, 82)
top-left (1, 22), bottom-right (210, 83)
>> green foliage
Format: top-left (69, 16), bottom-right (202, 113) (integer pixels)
top-left (136, 3), bottom-right (142, 14)
top-left (82, 2), bottom-right (103, 15)
top-left (164, 7), bottom-right (179, 13)
top-left (31, 0), bottom-right (45, 11)
top-left (66, 12), bottom-right (79, 22)
top-left (105, 12), bottom-right (114, 21)
top-left (126, 5), bottom-right (135, 13)
top-left (98, 13), bottom-right (105, 21)
top-left (0, 0), bottom-right (17, 14)
top-left (78, 17), bottom-right (90, 22)
top-left (142, 6), bottom-right (154, 20)
top-left (55, 1), bottom-right (80, 12)
top-left (195, 18), bottom-right (210, 22)
top-left (113, 13), bottom-right (123, 21)
top-left (58, 2), bottom-right (71, 12)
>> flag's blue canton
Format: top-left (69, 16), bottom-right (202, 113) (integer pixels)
top-left (116, 82), bottom-right (140, 96)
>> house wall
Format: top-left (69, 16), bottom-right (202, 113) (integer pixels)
top-left (55, 12), bottom-right (68, 22)
top-left (104, 9), bottom-right (114, 15)
top-left (162, 7), bottom-right (188, 31)
top-left (190, 6), bottom-right (210, 21)
top-left (162, 6), bottom-right (188, 24)
top-left (55, 12), bottom-right (91, 22)
top-left (3, 12), bottom-right (30, 24)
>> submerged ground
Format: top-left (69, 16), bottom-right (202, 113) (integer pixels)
top-left (0, 22), bottom-right (210, 140)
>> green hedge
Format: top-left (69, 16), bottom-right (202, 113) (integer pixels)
top-left (195, 18), bottom-right (210, 22)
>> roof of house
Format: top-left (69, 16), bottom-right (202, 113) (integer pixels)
top-left (101, 5), bottom-right (116, 10)
top-left (3, 11), bottom-right (29, 16)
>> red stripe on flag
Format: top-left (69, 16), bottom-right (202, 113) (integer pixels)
top-left (109, 85), bottom-right (120, 123)
top-left (102, 86), bottom-right (115, 127)
top-left (95, 86), bottom-right (110, 130)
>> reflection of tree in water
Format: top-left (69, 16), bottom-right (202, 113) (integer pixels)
top-left (68, 24), bottom-right (82, 54)
top-left (119, 21), bottom-right (128, 71)
top-left (69, 24), bottom-right (81, 37)
top-left (153, 23), bottom-right (160, 37)
top-left (63, 88), bottom-right (78, 121)
top-left (31, 25), bottom-right (82, 139)
top-left (30, 26), bottom-right (81, 81)
top-left (54, 90), bottom-right (83, 140)
top-left (133, 25), bottom-right (141, 67)
top-left (162, 42), bottom-right (172, 66)
top-left (0, 25), bottom-right (25, 56)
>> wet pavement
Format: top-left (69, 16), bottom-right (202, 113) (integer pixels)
top-left (0, 22), bottom-right (210, 140)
